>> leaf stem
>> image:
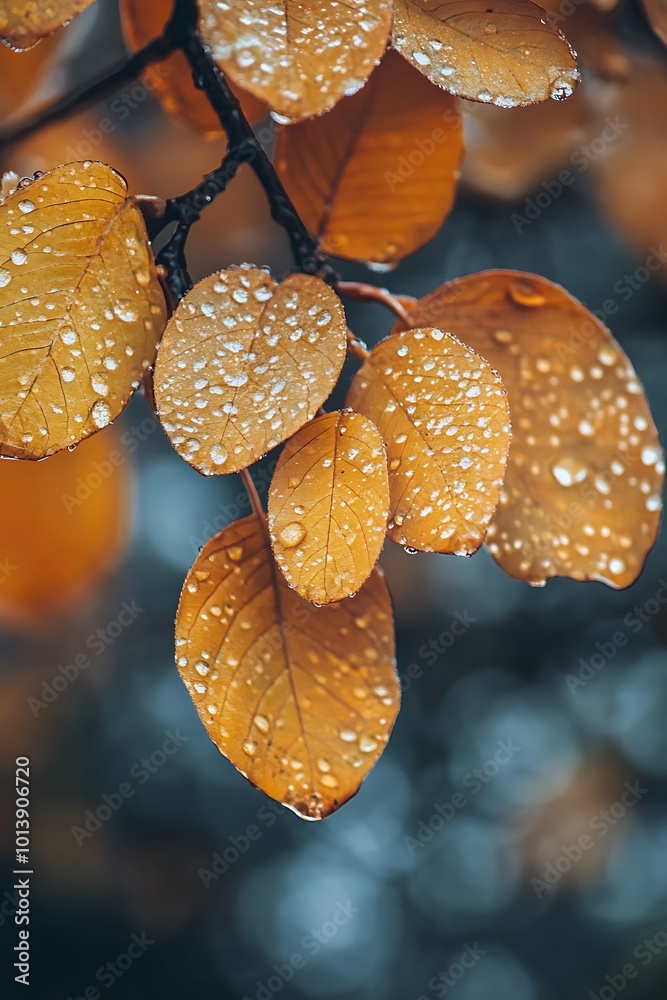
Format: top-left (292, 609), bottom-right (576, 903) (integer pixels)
top-left (241, 468), bottom-right (267, 524)
top-left (337, 281), bottom-right (414, 326)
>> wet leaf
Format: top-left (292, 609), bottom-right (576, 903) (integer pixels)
top-left (275, 52), bottom-right (463, 265)
top-left (345, 328), bottom-right (511, 555)
top-left (154, 268), bottom-right (347, 476)
top-left (400, 271), bottom-right (664, 588)
top-left (0, 161), bottom-right (166, 459)
top-left (268, 409), bottom-right (389, 604)
top-left (538, 2), bottom-right (630, 80)
top-left (120, 0), bottom-right (266, 136)
top-left (198, 0), bottom-right (392, 123)
top-left (391, 0), bottom-right (579, 106)
top-left (176, 514), bottom-right (399, 819)
top-left (0, 424), bottom-right (130, 627)
top-left (0, 0), bottom-right (97, 48)
top-left (643, 0), bottom-right (667, 43)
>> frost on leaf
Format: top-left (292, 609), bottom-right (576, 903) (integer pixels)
top-left (346, 328), bottom-right (511, 555)
top-left (176, 514), bottom-right (399, 819)
top-left (120, 0), bottom-right (266, 136)
top-left (275, 51), bottom-right (463, 265)
top-left (391, 0), bottom-right (579, 107)
top-left (400, 271), bottom-right (664, 588)
top-left (0, 161), bottom-right (166, 460)
top-left (153, 268), bottom-right (347, 476)
top-left (0, 0), bottom-right (97, 48)
top-left (198, 0), bottom-right (392, 123)
top-left (268, 410), bottom-right (389, 605)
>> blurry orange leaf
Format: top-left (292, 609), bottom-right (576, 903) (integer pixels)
top-left (0, 0), bottom-right (96, 48)
top-left (0, 31), bottom-right (61, 115)
top-left (120, 0), bottom-right (266, 136)
top-left (176, 513), bottom-right (399, 819)
top-left (400, 271), bottom-right (664, 588)
top-left (275, 52), bottom-right (463, 265)
top-left (198, 0), bottom-right (392, 123)
top-left (392, 0), bottom-right (579, 106)
top-left (0, 423), bottom-right (130, 626)
top-left (345, 328), bottom-right (511, 554)
top-left (643, 0), bottom-right (667, 43)
top-left (154, 268), bottom-right (347, 476)
top-left (268, 410), bottom-right (389, 604)
top-left (0, 161), bottom-right (166, 459)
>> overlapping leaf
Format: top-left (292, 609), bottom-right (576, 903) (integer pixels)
top-left (268, 410), bottom-right (389, 604)
top-left (346, 328), bottom-right (511, 555)
top-left (198, 0), bottom-right (392, 123)
top-left (399, 271), bottom-right (664, 588)
top-left (0, 0), bottom-right (97, 48)
top-left (154, 268), bottom-right (347, 475)
top-left (392, 0), bottom-right (579, 107)
top-left (275, 52), bottom-right (463, 265)
top-left (0, 162), bottom-right (166, 459)
top-left (176, 514), bottom-right (399, 819)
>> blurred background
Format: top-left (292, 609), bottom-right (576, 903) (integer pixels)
top-left (1, 1), bottom-right (667, 998)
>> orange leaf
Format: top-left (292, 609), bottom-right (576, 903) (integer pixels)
top-left (0, 423), bottom-right (130, 627)
top-left (643, 0), bottom-right (667, 42)
top-left (176, 514), bottom-right (399, 819)
top-left (538, 2), bottom-right (630, 80)
top-left (0, 0), bottom-right (97, 48)
top-left (0, 31), bottom-right (62, 114)
top-left (268, 409), bottom-right (389, 604)
top-left (0, 162), bottom-right (166, 459)
top-left (345, 328), bottom-right (511, 555)
top-left (392, 0), bottom-right (579, 106)
top-left (154, 268), bottom-right (347, 475)
top-left (274, 51), bottom-right (463, 265)
top-left (120, 0), bottom-right (266, 136)
top-left (198, 0), bottom-right (392, 123)
top-left (400, 271), bottom-right (664, 588)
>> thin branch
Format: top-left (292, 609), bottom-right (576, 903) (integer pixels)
top-left (346, 329), bottom-right (370, 361)
top-left (241, 468), bottom-right (266, 523)
top-left (337, 281), bottom-right (413, 327)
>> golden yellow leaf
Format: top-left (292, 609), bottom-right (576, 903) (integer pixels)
top-left (400, 271), bottom-right (664, 588)
top-left (120, 0), bottom-right (267, 136)
top-left (198, 0), bottom-right (392, 123)
top-left (176, 514), bottom-right (399, 819)
top-left (0, 161), bottom-right (166, 459)
top-left (392, 0), bottom-right (579, 106)
top-left (274, 51), bottom-right (463, 265)
top-left (538, 2), bottom-right (630, 80)
top-left (268, 409), bottom-right (389, 604)
top-left (0, 0), bottom-right (97, 48)
top-left (0, 423), bottom-right (129, 627)
top-left (345, 328), bottom-right (511, 555)
top-left (154, 268), bottom-right (347, 476)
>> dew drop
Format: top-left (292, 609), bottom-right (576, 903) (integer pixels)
top-left (278, 521), bottom-right (306, 547)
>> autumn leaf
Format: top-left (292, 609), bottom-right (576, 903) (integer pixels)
top-left (0, 162), bottom-right (166, 459)
top-left (0, 0), bottom-right (97, 48)
top-left (120, 0), bottom-right (266, 136)
top-left (268, 410), bottom-right (389, 604)
top-left (392, 0), bottom-right (579, 106)
top-left (538, 1), bottom-right (630, 80)
top-left (0, 30), bottom-right (62, 116)
top-left (274, 52), bottom-right (463, 265)
top-left (176, 514), bottom-right (399, 819)
top-left (154, 268), bottom-right (347, 475)
top-left (643, 0), bottom-right (667, 44)
top-left (198, 0), bottom-right (392, 123)
top-left (345, 328), bottom-right (511, 555)
top-left (399, 271), bottom-right (664, 588)
top-left (0, 424), bottom-right (130, 627)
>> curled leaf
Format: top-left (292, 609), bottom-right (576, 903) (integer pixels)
top-left (176, 514), bottom-right (399, 819)
top-left (0, 0), bottom-right (97, 48)
top-left (346, 328), bottom-right (511, 554)
top-left (154, 268), bottom-right (347, 475)
top-left (275, 51), bottom-right (463, 265)
top-left (198, 0), bottom-right (392, 123)
top-left (392, 0), bottom-right (579, 107)
top-left (268, 409), bottom-right (389, 604)
top-left (0, 161), bottom-right (166, 459)
top-left (400, 271), bottom-right (664, 588)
